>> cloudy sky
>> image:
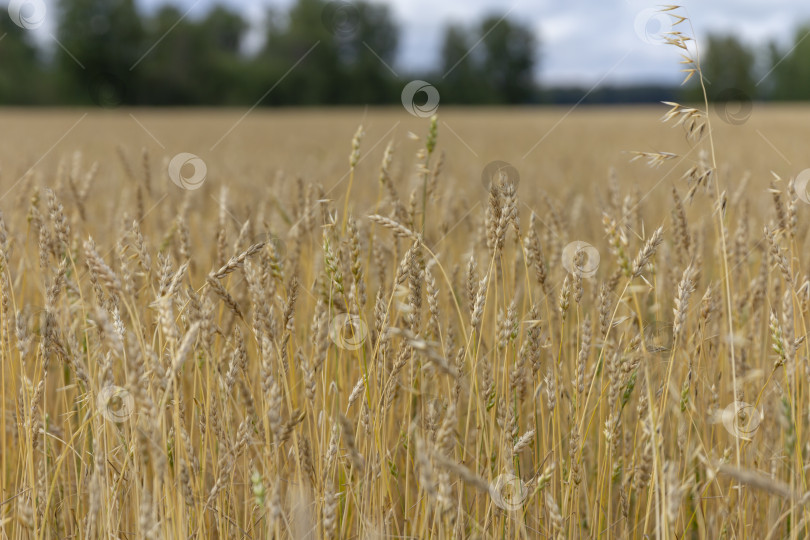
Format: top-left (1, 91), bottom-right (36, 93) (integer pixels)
top-left (29, 0), bottom-right (810, 85)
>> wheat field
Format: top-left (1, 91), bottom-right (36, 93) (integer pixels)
top-left (2, 85), bottom-right (810, 538)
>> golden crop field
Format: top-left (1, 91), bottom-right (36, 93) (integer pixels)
top-left (2, 100), bottom-right (810, 540)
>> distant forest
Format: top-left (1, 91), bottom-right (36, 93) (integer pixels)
top-left (0, 0), bottom-right (808, 106)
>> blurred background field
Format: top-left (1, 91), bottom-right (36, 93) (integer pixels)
top-left (2, 104), bottom-right (809, 206)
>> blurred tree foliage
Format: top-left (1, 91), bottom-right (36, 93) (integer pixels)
top-left (254, 0), bottom-right (399, 104)
top-left (0, 0), bottom-right (540, 105)
top-left (685, 34), bottom-right (756, 102)
top-left (137, 6), bottom-right (250, 105)
top-left (15, 0), bottom-right (810, 106)
top-left (0, 0), bottom-right (810, 107)
top-left (439, 16), bottom-right (539, 104)
top-left (57, 0), bottom-right (145, 105)
top-left (767, 25), bottom-right (810, 101)
top-left (681, 28), bottom-right (810, 104)
top-left (0, 16), bottom-right (47, 104)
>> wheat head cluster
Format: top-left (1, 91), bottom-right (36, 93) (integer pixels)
top-left (1, 8), bottom-right (808, 540)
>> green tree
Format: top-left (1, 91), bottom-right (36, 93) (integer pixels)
top-left (439, 24), bottom-right (492, 103)
top-left (56, 0), bottom-right (145, 104)
top-left (439, 15), bottom-right (538, 104)
top-left (0, 17), bottom-right (47, 104)
top-left (767, 25), bottom-right (810, 100)
top-left (334, 2), bottom-right (399, 104)
top-left (256, 0), bottom-right (399, 105)
top-left (258, 0), bottom-right (343, 105)
top-left (685, 34), bottom-right (756, 102)
top-left (478, 15), bottom-right (538, 103)
top-left (139, 6), bottom-right (250, 105)
top-left (138, 6), bottom-right (197, 105)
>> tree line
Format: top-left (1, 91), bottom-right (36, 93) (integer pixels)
top-left (686, 29), bottom-right (810, 103)
top-left (0, 0), bottom-right (538, 106)
top-left (0, 0), bottom-right (807, 106)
